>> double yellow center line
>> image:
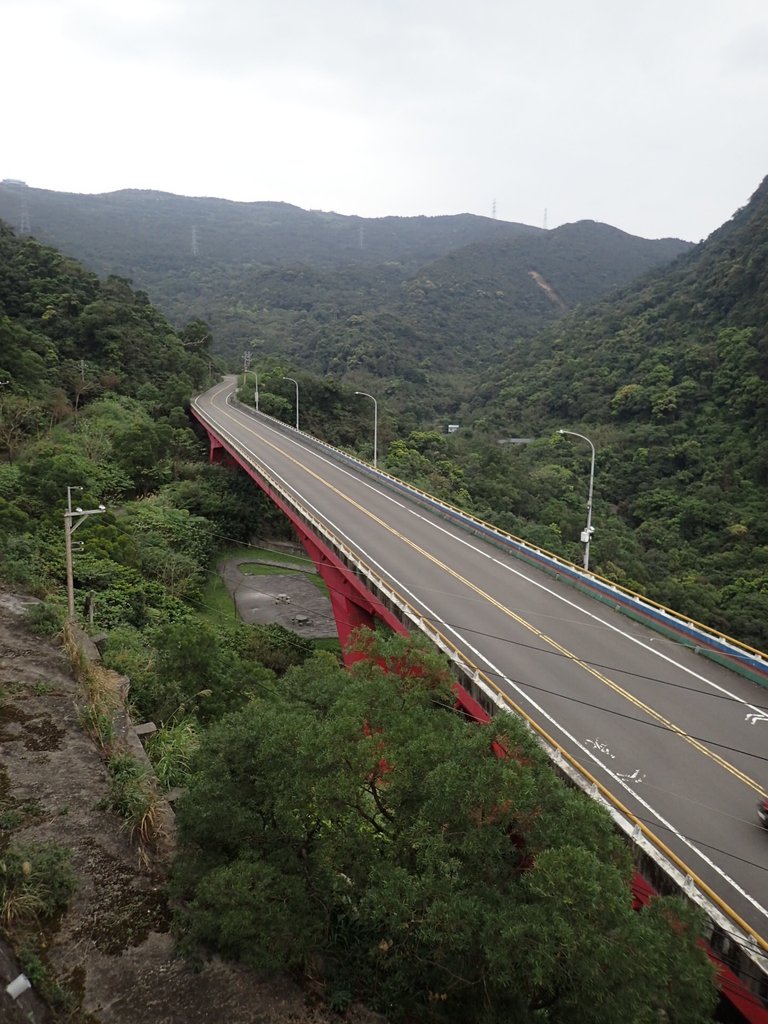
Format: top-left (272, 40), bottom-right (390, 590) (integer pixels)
top-left (209, 387), bottom-right (767, 798)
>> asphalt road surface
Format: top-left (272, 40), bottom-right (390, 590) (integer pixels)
top-left (193, 379), bottom-right (768, 957)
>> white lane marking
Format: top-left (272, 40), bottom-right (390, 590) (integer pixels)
top-left (616, 769), bottom-right (647, 785)
top-left (211, 388), bottom-right (768, 722)
top-left (746, 712), bottom-right (768, 725)
top-left (200, 396), bottom-right (768, 925)
top-left (400, 507), bottom-right (768, 718)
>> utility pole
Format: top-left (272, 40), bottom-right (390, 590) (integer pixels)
top-left (557, 430), bottom-right (596, 572)
top-left (64, 487), bottom-right (106, 620)
top-left (355, 391), bottom-right (378, 469)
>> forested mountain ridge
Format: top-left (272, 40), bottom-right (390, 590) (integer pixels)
top-left (0, 183), bottom-right (692, 393)
top-left (391, 220), bottom-right (690, 362)
top-left (0, 185), bottom-right (542, 270)
top-left (474, 175), bottom-right (768, 421)
top-left (448, 174), bottom-right (768, 647)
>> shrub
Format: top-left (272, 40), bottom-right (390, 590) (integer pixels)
top-left (24, 599), bottom-right (64, 637)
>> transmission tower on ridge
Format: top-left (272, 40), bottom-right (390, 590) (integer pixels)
top-left (19, 196), bottom-right (31, 235)
top-left (492, 199), bottom-right (497, 219)
top-left (191, 225), bottom-right (199, 257)
top-left (543, 208), bottom-right (548, 230)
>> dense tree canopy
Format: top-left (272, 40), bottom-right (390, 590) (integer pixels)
top-left (173, 632), bottom-right (716, 1023)
top-left (449, 177), bottom-right (768, 648)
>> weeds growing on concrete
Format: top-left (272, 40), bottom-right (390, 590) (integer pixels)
top-left (146, 717), bottom-right (199, 790)
top-left (0, 840), bottom-right (76, 927)
top-left (106, 752), bottom-right (163, 860)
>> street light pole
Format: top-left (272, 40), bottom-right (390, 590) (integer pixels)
top-left (254, 371), bottom-right (259, 413)
top-left (64, 487), bottom-right (106, 620)
top-left (557, 429), bottom-right (596, 572)
top-left (354, 391), bottom-right (378, 469)
top-left (283, 376), bottom-right (299, 429)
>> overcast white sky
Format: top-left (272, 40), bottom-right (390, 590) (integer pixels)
top-left (2, 0), bottom-right (767, 242)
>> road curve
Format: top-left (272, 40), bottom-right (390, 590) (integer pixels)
top-left (194, 379), bottom-right (768, 954)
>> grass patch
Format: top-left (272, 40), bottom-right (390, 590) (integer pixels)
top-left (197, 572), bottom-right (239, 626)
top-left (312, 637), bottom-right (342, 656)
top-left (78, 703), bottom-right (116, 748)
top-left (239, 562), bottom-right (304, 577)
top-left (145, 718), bottom-right (199, 790)
top-left (0, 840), bottom-right (77, 927)
top-left (63, 622), bottom-right (121, 752)
top-left (235, 547), bottom-right (329, 595)
top-left (0, 801), bottom-right (43, 833)
top-left (24, 600), bottom-right (65, 638)
top-left (239, 560), bottom-right (330, 596)
top-left (0, 808), bottom-right (24, 832)
top-left (234, 546), bottom-right (312, 568)
top-left (106, 752), bottom-right (163, 858)
top-left (17, 943), bottom-right (80, 1015)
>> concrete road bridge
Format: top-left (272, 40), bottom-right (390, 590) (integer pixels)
top-left (192, 378), bottom-right (768, 1021)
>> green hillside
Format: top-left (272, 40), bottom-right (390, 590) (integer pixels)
top-left (0, 185), bottom-right (540, 270)
top-left (0, 223), bottom-right (211, 401)
top-left (0, 184), bottom-right (691, 403)
top-left (439, 175), bottom-right (768, 647)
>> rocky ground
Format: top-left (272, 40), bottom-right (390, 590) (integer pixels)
top-left (0, 583), bottom-right (380, 1024)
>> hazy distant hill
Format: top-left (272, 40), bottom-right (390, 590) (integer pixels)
top-left (0, 185), bottom-right (540, 272)
top-left (0, 184), bottom-right (692, 392)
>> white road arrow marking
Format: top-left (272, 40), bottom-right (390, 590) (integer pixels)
top-left (585, 737), bottom-right (616, 759)
top-left (745, 711), bottom-right (768, 725)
